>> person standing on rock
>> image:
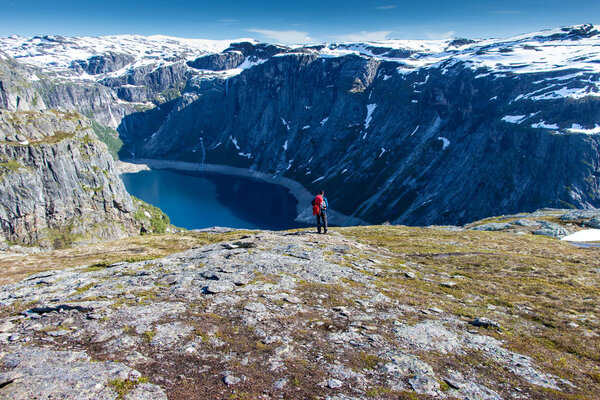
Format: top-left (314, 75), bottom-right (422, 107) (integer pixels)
top-left (312, 190), bottom-right (328, 234)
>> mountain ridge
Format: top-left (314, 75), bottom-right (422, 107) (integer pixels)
top-left (1, 23), bottom-right (599, 227)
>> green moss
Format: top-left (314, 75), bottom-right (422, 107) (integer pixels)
top-left (134, 103), bottom-right (155, 112)
top-left (81, 183), bottom-right (104, 193)
top-left (132, 196), bottom-right (171, 234)
top-left (0, 158), bottom-right (23, 177)
top-left (89, 119), bottom-right (123, 160)
top-left (80, 134), bottom-right (94, 146)
top-left (34, 131), bottom-right (75, 145)
top-left (73, 282), bottom-right (96, 295)
top-left (82, 262), bottom-right (112, 272)
top-left (108, 377), bottom-right (149, 400)
top-left (43, 223), bottom-right (83, 249)
top-left (154, 82), bottom-right (185, 104)
top-left (439, 380), bottom-right (451, 392)
top-left (142, 329), bottom-right (157, 343)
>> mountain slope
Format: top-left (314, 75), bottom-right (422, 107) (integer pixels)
top-left (121, 25), bottom-right (600, 225)
top-left (2, 25), bottom-right (600, 226)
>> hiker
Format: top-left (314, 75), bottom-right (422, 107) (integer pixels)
top-left (312, 190), bottom-right (328, 234)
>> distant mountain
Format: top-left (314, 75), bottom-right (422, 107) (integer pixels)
top-left (1, 24), bottom-right (599, 226)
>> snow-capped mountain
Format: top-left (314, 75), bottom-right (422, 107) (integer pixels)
top-left (1, 24), bottom-right (599, 225)
top-left (0, 34), bottom-right (253, 76)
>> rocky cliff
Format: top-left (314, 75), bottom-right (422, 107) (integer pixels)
top-left (123, 25), bottom-right (600, 226)
top-left (0, 226), bottom-right (598, 399)
top-left (0, 109), bottom-right (141, 248)
top-left (2, 26), bottom-right (600, 226)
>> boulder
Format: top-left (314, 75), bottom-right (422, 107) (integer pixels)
top-left (533, 222), bottom-right (569, 239)
top-left (472, 223), bottom-right (511, 231)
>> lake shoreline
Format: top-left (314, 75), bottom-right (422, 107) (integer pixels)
top-left (117, 159), bottom-right (366, 226)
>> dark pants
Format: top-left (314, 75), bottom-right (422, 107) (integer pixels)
top-left (316, 211), bottom-right (328, 233)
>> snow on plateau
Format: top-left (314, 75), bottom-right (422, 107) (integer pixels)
top-left (561, 229), bottom-right (600, 242)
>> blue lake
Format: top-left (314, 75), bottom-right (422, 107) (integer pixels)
top-left (120, 169), bottom-right (309, 231)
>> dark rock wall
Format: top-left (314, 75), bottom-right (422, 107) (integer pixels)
top-left (121, 53), bottom-right (600, 225)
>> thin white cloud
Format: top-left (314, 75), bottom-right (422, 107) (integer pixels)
top-left (376, 5), bottom-right (397, 10)
top-left (247, 29), bottom-right (313, 44)
top-left (425, 30), bottom-right (456, 40)
top-left (331, 30), bottom-right (393, 42)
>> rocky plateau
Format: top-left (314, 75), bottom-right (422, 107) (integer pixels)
top-left (0, 226), bottom-right (598, 399)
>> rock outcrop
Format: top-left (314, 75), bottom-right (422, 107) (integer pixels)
top-left (465, 207), bottom-right (600, 239)
top-left (0, 109), bottom-right (140, 248)
top-left (1, 227), bottom-right (597, 399)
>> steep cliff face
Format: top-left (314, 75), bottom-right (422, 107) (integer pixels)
top-left (0, 53), bottom-right (46, 111)
top-left (2, 26), bottom-right (600, 226)
top-left (0, 109), bottom-right (140, 248)
top-left (122, 27), bottom-right (600, 225)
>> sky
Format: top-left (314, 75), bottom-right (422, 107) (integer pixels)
top-left (0, 0), bottom-right (599, 43)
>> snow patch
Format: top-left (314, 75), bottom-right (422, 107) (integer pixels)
top-left (567, 124), bottom-right (600, 134)
top-left (379, 148), bottom-right (387, 157)
top-left (302, 125), bottom-right (310, 130)
top-left (531, 121), bottom-right (559, 130)
top-left (320, 117), bottom-right (329, 126)
top-left (526, 86), bottom-right (600, 101)
top-left (502, 115), bottom-right (527, 124)
top-left (363, 103), bottom-right (377, 137)
top-left (561, 229), bottom-right (600, 242)
top-left (437, 137), bottom-right (450, 150)
top-left (312, 176), bottom-right (325, 183)
top-left (282, 140), bottom-right (288, 151)
top-left (229, 136), bottom-right (240, 150)
top-left (281, 117), bottom-right (290, 130)
top-left (0, 34), bottom-right (253, 78)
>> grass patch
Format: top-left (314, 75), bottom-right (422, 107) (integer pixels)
top-left (34, 130), bottom-right (76, 145)
top-left (0, 230), bottom-right (251, 286)
top-left (0, 158), bottom-right (23, 177)
top-left (340, 225), bottom-right (600, 398)
top-left (108, 377), bottom-right (149, 400)
top-left (90, 119), bottom-right (123, 160)
top-left (132, 196), bottom-right (171, 234)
